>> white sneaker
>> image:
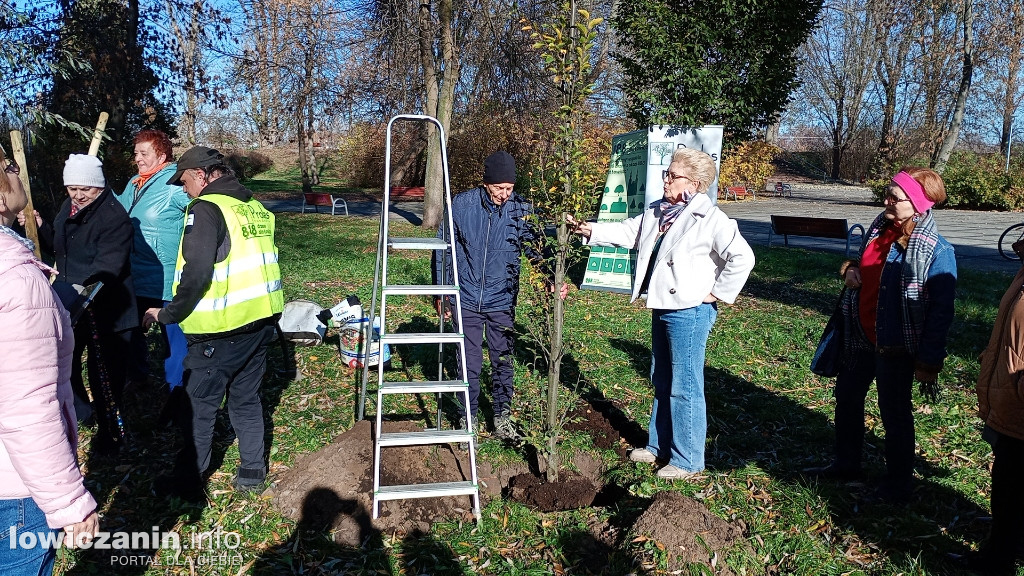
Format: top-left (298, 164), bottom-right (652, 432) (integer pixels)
top-left (656, 464), bottom-right (698, 480)
top-left (629, 448), bottom-right (658, 463)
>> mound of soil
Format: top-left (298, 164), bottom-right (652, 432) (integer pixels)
top-left (507, 472), bottom-right (599, 512)
top-left (271, 420), bottom-right (532, 545)
top-left (274, 420), bottom-right (467, 544)
top-left (631, 491), bottom-right (752, 574)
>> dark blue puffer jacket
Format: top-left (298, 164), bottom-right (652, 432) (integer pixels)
top-left (434, 187), bottom-right (537, 313)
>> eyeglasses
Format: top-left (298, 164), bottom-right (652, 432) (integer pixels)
top-left (662, 170), bottom-right (691, 183)
top-left (884, 193), bottom-right (911, 205)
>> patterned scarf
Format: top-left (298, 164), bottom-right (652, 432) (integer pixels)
top-left (841, 211), bottom-right (942, 357)
top-left (0, 223), bottom-right (35, 252)
top-left (658, 198), bottom-right (689, 232)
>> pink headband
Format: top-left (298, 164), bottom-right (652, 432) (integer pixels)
top-left (892, 171), bottom-right (934, 213)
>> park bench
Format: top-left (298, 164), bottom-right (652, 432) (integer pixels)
top-left (768, 215), bottom-right (865, 258)
top-left (390, 186), bottom-right (425, 200)
top-left (301, 192), bottom-right (348, 216)
top-left (723, 185), bottom-right (755, 201)
top-left (773, 182), bottom-right (793, 198)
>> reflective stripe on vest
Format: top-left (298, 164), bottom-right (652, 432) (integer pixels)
top-left (173, 194), bottom-right (284, 334)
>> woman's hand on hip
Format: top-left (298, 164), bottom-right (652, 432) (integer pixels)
top-left (702, 293), bottom-right (718, 303)
top-left (844, 266), bottom-right (862, 288)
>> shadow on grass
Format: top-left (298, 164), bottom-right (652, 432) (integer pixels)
top-left (605, 332), bottom-right (987, 575)
top-left (390, 315), bottom-right (497, 427)
top-left (63, 331), bottom-right (303, 575)
top-left (253, 487), bottom-right (392, 575)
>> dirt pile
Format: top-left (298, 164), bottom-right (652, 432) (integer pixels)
top-left (272, 420), bottom-right (480, 545)
top-left (631, 491), bottom-right (752, 574)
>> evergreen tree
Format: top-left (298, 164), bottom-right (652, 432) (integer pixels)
top-left (613, 0), bottom-right (822, 138)
top-left (34, 0), bottom-right (173, 208)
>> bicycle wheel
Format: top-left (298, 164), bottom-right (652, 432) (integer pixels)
top-left (998, 223), bottom-right (1024, 260)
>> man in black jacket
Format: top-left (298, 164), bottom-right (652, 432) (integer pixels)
top-left (144, 146), bottom-right (283, 499)
top-left (434, 151), bottom-right (539, 440)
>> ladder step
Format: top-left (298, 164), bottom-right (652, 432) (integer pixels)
top-left (376, 481), bottom-right (478, 500)
top-left (379, 429), bottom-right (472, 446)
top-left (380, 380), bottom-right (467, 394)
top-left (389, 237), bottom-right (449, 250)
top-left (383, 284), bottom-right (459, 296)
top-left (380, 332), bottom-right (463, 345)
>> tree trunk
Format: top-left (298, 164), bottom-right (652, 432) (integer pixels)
top-left (868, 1), bottom-right (913, 180)
top-left (307, 104), bottom-right (320, 186)
top-left (419, 0), bottom-right (458, 230)
top-left (764, 120), bottom-right (780, 144)
top-left (545, 220), bottom-right (568, 482)
top-left (296, 103), bottom-right (312, 194)
top-left (932, 0), bottom-right (974, 172)
top-left (1000, 37), bottom-right (1020, 157)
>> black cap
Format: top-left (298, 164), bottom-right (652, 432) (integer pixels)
top-left (483, 151), bottom-right (516, 184)
top-left (167, 146), bottom-right (224, 186)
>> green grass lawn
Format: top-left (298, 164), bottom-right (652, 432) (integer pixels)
top-left (59, 213), bottom-right (1018, 575)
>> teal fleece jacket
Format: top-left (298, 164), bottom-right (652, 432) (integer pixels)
top-left (114, 163), bottom-right (191, 301)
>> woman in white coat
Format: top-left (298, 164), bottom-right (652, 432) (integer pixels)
top-left (571, 148), bottom-right (754, 479)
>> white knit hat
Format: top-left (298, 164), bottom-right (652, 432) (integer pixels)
top-left (63, 154), bottom-right (106, 188)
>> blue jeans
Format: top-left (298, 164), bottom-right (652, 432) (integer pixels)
top-left (164, 315), bottom-right (187, 391)
top-left (833, 349), bottom-right (915, 485)
top-left (0, 498), bottom-right (58, 576)
top-left (647, 303), bottom-right (717, 472)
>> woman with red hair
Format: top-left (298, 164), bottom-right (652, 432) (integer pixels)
top-left (807, 167), bottom-right (957, 504)
top-left (115, 130), bottom-right (191, 415)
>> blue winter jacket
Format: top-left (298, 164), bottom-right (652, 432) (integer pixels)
top-left (873, 235), bottom-right (957, 368)
top-left (113, 163), bottom-right (191, 301)
top-left (434, 187), bottom-right (538, 313)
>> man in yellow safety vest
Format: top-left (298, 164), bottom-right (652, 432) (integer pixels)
top-left (143, 146), bottom-right (283, 500)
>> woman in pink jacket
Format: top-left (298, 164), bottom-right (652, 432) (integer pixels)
top-left (1, 165), bottom-right (99, 575)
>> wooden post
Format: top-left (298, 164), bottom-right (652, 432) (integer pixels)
top-left (87, 112), bottom-right (109, 157)
top-left (9, 130), bottom-right (40, 258)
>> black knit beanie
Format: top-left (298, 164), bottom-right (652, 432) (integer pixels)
top-left (483, 151), bottom-right (516, 184)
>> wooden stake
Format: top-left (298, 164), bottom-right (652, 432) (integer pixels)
top-left (87, 112), bottom-right (109, 156)
top-left (9, 130), bottom-right (40, 258)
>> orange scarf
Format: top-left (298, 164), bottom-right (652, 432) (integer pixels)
top-left (130, 162), bottom-right (169, 191)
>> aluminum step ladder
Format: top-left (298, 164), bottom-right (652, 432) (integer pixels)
top-left (358, 114), bottom-right (481, 522)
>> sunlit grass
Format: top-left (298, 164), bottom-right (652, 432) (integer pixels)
top-left (57, 214), bottom-right (1018, 575)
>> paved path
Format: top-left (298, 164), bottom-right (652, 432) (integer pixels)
top-left (262, 184), bottom-right (1024, 274)
top-left (717, 183), bottom-right (1024, 274)
top-left (261, 198), bottom-right (426, 226)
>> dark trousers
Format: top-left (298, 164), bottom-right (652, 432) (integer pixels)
top-left (457, 308), bottom-right (515, 418)
top-left (128, 296), bottom-right (161, 382)
top-left (987, 432), bottom-right (1024, 567)
top-left (71, 319), bottom-right (129, 448)
top-left (833, 349), bottom-right (916, 486)
top-left (181, 324), bottom-right (275, 483)
top-left (130, 296), bottom-right (187, 390)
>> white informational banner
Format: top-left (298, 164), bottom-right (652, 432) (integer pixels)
top-left (580, 125), bottom-right (724, 294)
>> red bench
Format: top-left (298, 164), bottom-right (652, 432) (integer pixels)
top-left (723, 185), bottom-right (755, 201)
top-left (301, 192), bottom-right (348, 216)
top-left (390, 186), bottom-right (425, 200)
